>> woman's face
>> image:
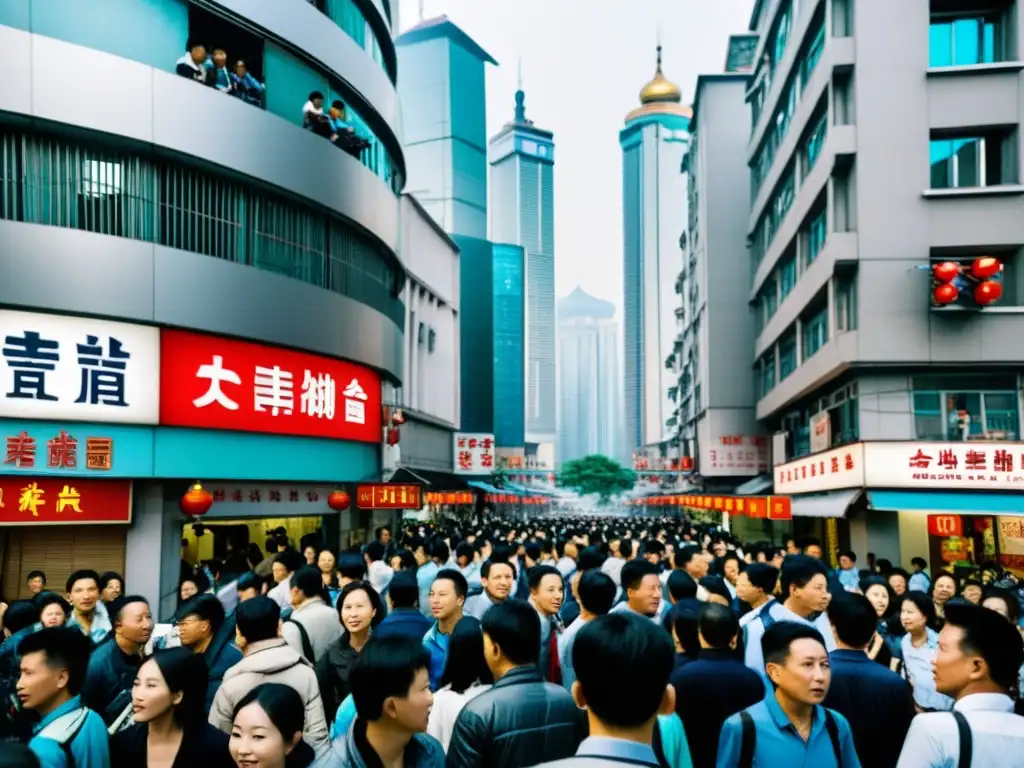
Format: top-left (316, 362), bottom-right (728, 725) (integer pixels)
top-left (900, 600), bottom-right (927, 633)
top-left (982, 595), bottom-right (1011, 620)
top-left (230, 702), bottom-right (298, 768)
top-left (179, 580), bottom-right (199, 602)
top-left (341, 589), bottom-right (375, 635)
top-left (303, 546), bottom-right (317, 565)
top-left (888, 574), bottom-right (907, 596)
top-left (39, 603), bottom-right (67, 628)
top-left (317, 551), bottom-right (336, 574)
top-left (101, 579), bottom-right (122, 603)
top-left (131, 658), bottom-right (179, 724)
top-left (933, 576), bottom-right (957, 603)
top-left (961, 584), bottom-right (983, 604)
top-left (389, 554), bottom-right (403, 571)
top-left (865, 584), bottom-right (889, 617)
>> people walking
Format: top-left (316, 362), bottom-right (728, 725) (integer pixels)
top-left (426, 616), bottom-right (493, 751)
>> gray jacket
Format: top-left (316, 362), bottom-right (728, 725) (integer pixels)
top-left (312, 719), bottom-right (445, 768)
top-left (282, 597), bottom-right (342, 662)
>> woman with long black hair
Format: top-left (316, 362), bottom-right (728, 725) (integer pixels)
top-left (229, 684), bottom-right (315, 768)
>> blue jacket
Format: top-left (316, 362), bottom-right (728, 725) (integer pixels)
top-left (422, 623), bottom-right (450, 691)
top-left (80, 637), bottom-right (142, 725)
top-left (416, 562), bottom-right (439, 618)
top-left (28, 695), bottom-right (110, 768)
top-left (202, 631), bottom-right (243, 711)
top-left (374, 608), bottom-right (432, 642)
top-left (313, 718), bottom-right (444, 768)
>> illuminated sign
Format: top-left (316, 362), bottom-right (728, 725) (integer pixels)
top-left (0, 478), bottom-right (132, 525)
top-left (356, 484), bottom-right (422, 510)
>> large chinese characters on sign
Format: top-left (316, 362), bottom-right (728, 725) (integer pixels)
top-left (453, 433), bottom-right (495, 474)
top-left (865, 442), bottom-right (1024, 490)
top-left (705, 435), bottom-right (769, 476)
top-left (5, 429), bottom-right (114, 471)
top-left (159, 330), bottom-right (381, 442)
top-left (0, 478), bottom-right (132, 525)
top-left (0, 310), bottom-right (159, 424)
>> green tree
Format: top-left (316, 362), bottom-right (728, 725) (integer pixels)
top-left (557, 454), bottom-right (636, 501)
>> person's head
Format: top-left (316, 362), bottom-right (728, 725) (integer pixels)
top-left (860, 575), bottom-right (893, 618)
top-left (211, 46), bottom-right (227, 67)
top-left (528, 564), bottom-right (564, 616)
top-left (430, 569), bottom-right (467, 622)
top-left (317, 548), bottom-right (337, 575)
top-left (431, 540), bottom-right (451, 565)
top-left (389, 549), bottom-right (417, 572)
top-left (577, 570), bottom-right (616, 617)
top-left (960, 578), bottom-right (984, 605)
top-left (900, 591), bottom-right (938, 634)
top-left (178, 570), bottom-right (209, 604)
top-left (572, 613), bottom-right (675, 732)
top-left (697, 602), bottom-right (739, 650)
top-left (620, 559), bottom-right (661, 617)
top-left (131, 647), bottom-right (208, 726)
top-left (26, 571), bottom-right (46, 596)
top-left (351, 636), bottom-right (433, 733)
top-left (230, 684), bottom-right (305, 768)
top-left (365, 540), bottom-right (387, 566)
top-left (711, 540), bottom-right (727, 559)
top-left (887, 569), bottom-right (909, 596)
top-left (235, 596), bottom-right (281, 648)
top-left (338, 581), bottom-right (381, 636)
top-left (98, 572), bottom-right (124, 603)
top-left (438, 616), bottom-right (493, 694)
top-left (932, 572), bottom-right (958, 603)
top-left (34, 592), bottom-right (71, 628)
top-left (641, 538), bottom-right (665, 565)
top-left (982, 586), bottom-right (1022, 624)
top-left (65, 569), bottom-right (100, 615)
top-left (110, 596), bottom-right (154, 648)
top-left (237, 571), bottom-right (265, 602)
top-left (577, 546), bottom-right (607, 574)
top-left (337, 553), bottom-right (368, 584)
top-left (289, 565), bottom-right (329, 609)
top-left (3, 601), bottom-right (37, 638)
top-left (761, 622), bottom-right (830, 704)
top-left (480, 559), bottom-right (516, 602)
top-left (17, 627), bottom-right (92, 712)
top-left (911, 557), bottom-right (927, 573)
top-left (736, 563), bottom-right (778, 606)
top-left (780, 555), bottom-right (830, 615)
top-left (408, 537), bottom-right (429, 566)
top-left (307, 90), bottom-right (325, 110)
top-left (828, 593), bottom-right (877, 650)
top-left (670, 604), bottom-right (700, 658)
top-left (186, 40), bottom-right (206, 65)
top-left (838, 550), bottom-right (856, 570)
top-left (375, 525), bottom-right (392, 545)
top-left (453, 542), bottom-right (473, 568)
top-left (302, 543), bottom-right (318, 566)
top-left (721, 553), bottom-right (742, 585)
top-left (700, 576), bottom-right (732, 607)
top-left (935, 601), bottom-right (1024, 699)
top-left (481, 599), bottom-right (540, 676)
top-left (174, 594), bottom-right (226, 649)
top-left (387, 571), bottom-right (419, 611)
top-left (667, 570), bottom-right (698, 603)
top-left (801, 538), bottom-right (824, 560)
top-left (271, 550), bottom-right (304, 585)
top-left (676, 545), bottom-right (708, 579)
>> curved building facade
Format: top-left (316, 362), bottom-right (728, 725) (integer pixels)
top-left (0, 0), bottom-right (403, 618)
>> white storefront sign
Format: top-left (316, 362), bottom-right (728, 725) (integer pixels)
top-left (453, 433), bottom-right (495, 474)
top-left (773, 444), bottom-right (866, 494)
top-left (864, 441), bottom-right (1024, 491)
top-left (202, 483), bottom-right (337, 518)
top-left (809, 411), bottom-right (831, 453)
top-left (0, 310), bottom-right (159, 424)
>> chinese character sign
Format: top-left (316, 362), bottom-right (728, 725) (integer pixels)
top-left (0, 478), bottom-right (132, 525)
top-left (356, 484), bottom-right (422, 509)
top-left (864, 442), bottom-right (1024, 490)
top-left (0, 310), bottom-right (159, 424)
top-left (159, 330), bottom-right (381, 442)
top-left (774, 444), bottom-right (867, 494)
top-left (703, 435), bottom-right (770, 476)
top-left (453, 433), bottom-right (496, 475)
top-left (202, 484), bottom-right (335, 514)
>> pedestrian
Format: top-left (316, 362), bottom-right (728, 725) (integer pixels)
top-left (562, 546), bottom-right (608, 627)
top-left (65, 570), bottom-right (112, 645)
top-left (230, 683), bottom-right (316, 768)
top-left (34, 592), bottom-right (71, 628)
top-left (930, 573), bottom-right (958, 623)
top-left (717, 623), bottom-right (860, 767)
top-left (667, 602), bottom-right (701, 669)
top-left (672, 604), bottom-right (763, 768)
top-left (823, 594), bottom-right (915, 768)
top-left (364, 540), bottom-right (395, 597)
top-left (463, 559), bottom-right (516, 620)
top-left (415, 539), bottom-right (442, 617)
top-left (110, 647), bottom-right (234, 767)
top-left (528, 564), bottom-right (565, 684)
top-left (268, 551), bottom-right (306, 612)
top-left (374, 571), bottom-right (434, 641)
top-left (446, 600), bottom-right (585, 768)
top-left (316, 581), bottom-right (381, 722)
top-left (899, 592), bottom-right (953, 712)
top-left (426, 616), bottom-right (493, 751)
top-left (908, 558), bottom-right (931, 593)
top-left (99, 572), bottom-right (124, 605)
top-left (312, 636), bottom-right (444, 767)
top-left (283, 567), bottom-right (342, 664)
top-left (736, 564), bottom-right (778, 630)
top-left (175, 594), bottom-right (243, 710)
top-left (673, 546), bottom-right (711, 601)
top-left (612, 560), bottom-right (663, 620)
top-left (896, 601), bottom-right (1024, 766)
top-left (559, 570), bottom-right (617, 690)
top-left (423, 569), bottom-right (467, 691)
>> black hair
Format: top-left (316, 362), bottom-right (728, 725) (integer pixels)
top-left (911, 557), bottom-right (928, 570)
top-left (838, 550), bottom-right (857, 563)
top-left (779, 555), bottom-right (829, 599)
top-left (743, 563), bottom-right (779, 594)
top-left (185, 38), bottom-right (205, 52)
top-left (274, 550), bottom-right (305, 574)
top-left (0, 742), bottom-right (41, 767)
top-left (307, 90), bottom-right (325, 102)
top-left (860, 575), bottom-right (896, 616)
top-left (433, 568), bottom-right (468, 600)
top-left (761, 622), bottom-right (827, 668)
top-left (960, 577), bottom-right (984, 595)
top-left (432, 540), bottom-right (451, 563)
top-left (700, 575), bottom-right (732, 602)
top-left (26, 570), bottom-right (46, 585)
top-left (365, 541), bottom-right (386, 563)
top-left (574, 613), bottom-right (673, 726)
top-left (527, 564), bottom-right (562, 591)
top-left (33, 592), bottom-right (71, 622)
top-left (388, 571), bottom-right (419, 609)
top-left (454, 542), bottom-right (474, 562)
top-left (99, 571), bottom-right (124, 594)
top-left (108, 595), bottom-right (149, 624)
top-left (179, 569), bottom-right (210, 596)
top-left (667, 571), bottom-right (698, 602)
top-left (828, 593), bottom-right (877, 648)
top-left (668, 603), bottom-right (700, 659)
top-left (65, 569), bottom-right (99, 594)
top-left (17, 627), bottom-right (92, 696)
top-left (800, 537), bottom-right (823, 552)
top-left (391, 549), bottom-right (418, 571)
top-left (620, 559), bottom-right (660, 592)
top-left (945, 601), bottom-right (1024, 691)
top-left (236, 596), bottom-right (281, 644)
top-left (901, 591), bottom-right (939, 630)
top-left (481, 559), bottom-right (516, 580)
top-left (174, 594), bottom-right (226, 634)
top-left (237, 571), bottom-right (264, 595)
top-left (337, 581), bottom-right (383, 627)
top-left (577, 570), bottom-right (616, 615)
top-left (642, 539), bottom-right (666, 556)
top-left (697, 602), bottom-right (738, 649)
top-left (438, 616), bottom-right (493, 694)
top-left (983, 585), bottom-right (1022, 624)
top-left (675, 545), bottom-right (702, 569)
top-left (374, 525), bottom-right (391, 539)
top-left (4, 600), bottom-right (38, 634)
top-left (524, 541), bottom-right (542, 563)
top-left (147, 647), bottom-right (209, 726)
top-left (337, 553), bottom-right (367, 582)
top-left (351, 636), bottom-right (431, 720)
top-left (291, 566), bottom-right (330, 603)
top-left (233, 683), bottom-right (305, 743)
top-left (480, 599), bottom-right (540, 665)
top-left (577, 546), bottom-right (607, 572)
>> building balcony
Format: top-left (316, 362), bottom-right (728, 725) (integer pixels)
top-left (923, 186), bottom-right (1024, 248)
top-left (756, 331), bottom-right (858, 420)
top-left (927, 66), bottom-right (1024, 132)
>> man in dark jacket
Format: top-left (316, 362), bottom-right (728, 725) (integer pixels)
top-left (176, 594), bottom-right (242, 710)
top-left (671, 603), bottom-right (763, 768)
top-left (823, 593), bottom-right (915, 768)
top-left (375, 572), bottom-right (432, 641)
top-left (81, 596), bottom-right (153, 727)
top-left (446, 599), bottom-right (586, 768)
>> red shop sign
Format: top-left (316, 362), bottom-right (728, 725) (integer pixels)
top-left (0, 478), bottom-right (132, 525)
top-left (927, 514), bottom-right (963, 538)
top-left (159, 330), bottom-right (382, 443)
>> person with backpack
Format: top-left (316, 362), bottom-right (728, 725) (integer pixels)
top-left (717, 622), bottom-right (860, 767)
top-left (282, 566), bottom-right (341, 664)
top-left (17, 627), bottom-right (109, 767)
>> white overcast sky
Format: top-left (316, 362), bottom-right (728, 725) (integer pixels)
top-left (395, 0), bottom-right (755, 312)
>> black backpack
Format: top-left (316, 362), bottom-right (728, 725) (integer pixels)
top-left (738, 708), bottom-right (841, 768)
top-left (285, 617), bottom-right (315, 664)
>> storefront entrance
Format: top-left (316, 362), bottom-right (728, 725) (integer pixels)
top-left (181, 516), bottom-right (326, 568)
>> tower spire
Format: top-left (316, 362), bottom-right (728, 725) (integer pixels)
top-left (514, 57), bottom-right (527, 124)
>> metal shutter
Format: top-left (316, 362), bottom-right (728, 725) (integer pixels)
top-left (2, 526), bottom-right (127, 600)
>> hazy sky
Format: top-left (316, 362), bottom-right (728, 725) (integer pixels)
top-left (395, 0), bottom-right (754, 311)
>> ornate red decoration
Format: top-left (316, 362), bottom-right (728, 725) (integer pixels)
top-left (180, 482), bottom-right (214, 517)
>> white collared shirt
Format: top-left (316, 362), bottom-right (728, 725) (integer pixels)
top-left (896, 693), bottom-right (1024, 767)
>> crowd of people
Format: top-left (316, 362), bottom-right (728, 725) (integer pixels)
top-left (0, 514), bottom-right (1023, 767)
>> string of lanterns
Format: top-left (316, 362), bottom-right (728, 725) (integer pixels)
top-left (484, 493), bottom-right (551, 506)
top-left (424, 491), bottom-right (474, 505)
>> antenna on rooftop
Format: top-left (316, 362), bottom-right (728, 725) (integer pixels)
top-left (418, 0), bottom-right (425, 22)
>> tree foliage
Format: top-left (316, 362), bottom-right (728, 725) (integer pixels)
top-left (556, 454), bottom-right (636, 501)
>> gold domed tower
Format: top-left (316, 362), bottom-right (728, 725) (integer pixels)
top-left (625, 45), bottom-right (693, 124)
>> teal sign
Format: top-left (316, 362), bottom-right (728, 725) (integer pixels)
top-left (0, 420), bottom-right (154, 477)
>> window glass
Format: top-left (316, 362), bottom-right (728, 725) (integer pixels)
top-left (779, 256), bottom-right (797, 299)
top-left (929, 138), bottom-right (983, 189)
top-left (930, 17), bottom-right (998, 67)
top-left (806, 117), bottom-right (827, 175)
top-left (779, 331), bottom-right (797, 380)
top-left (807, 210), bottom-right (827, 265)
top-left (802, 307), bottom-right (828, 358)
top-left (929, 22), bottom-right (954, 67)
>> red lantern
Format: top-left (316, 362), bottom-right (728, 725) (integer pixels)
top-left (975, 280), bottom-right (1003, 305)
top-left (180, 482), bottom-right (213, 518)
top-left (932, 261), bottom-right (960, 283)
top-left (971, 257), bottom-right (1001, 279)
top-left (933, 283), bottom-right (959, 305)
top-left (327, 490), bottom-right (350, 511)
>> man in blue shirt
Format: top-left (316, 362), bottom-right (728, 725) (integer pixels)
top-left (18, 626), bottom-right (109, 767)
top-left (375, 572), bottom-right (433, 641)
top-left (422, 569), bottom-right (466, 690)
top-left (718, 622), bottom-right (860, 767)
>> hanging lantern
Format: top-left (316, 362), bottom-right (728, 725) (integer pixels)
top-left (327, 490), bottom-right (351, 511)
top-left (975, 280), bottom-right (1003, 305)
top-left (180, 482), bottom-right (214, 518)
top-left (932, 261), bottom-right (960, 283)
top-left (971, 257), bottom-right (1001, 279)
top-left (933, 283), bottom-right (959, 305)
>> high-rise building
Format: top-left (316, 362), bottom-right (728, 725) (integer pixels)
top-left (557, 288), bottom-right (622, 464)
top-left (395, 15), bottom-right (496, 238)
top-left (489, 86), bottom-right (557, 456)
top-left (620, 47), bottom-right (691, 453)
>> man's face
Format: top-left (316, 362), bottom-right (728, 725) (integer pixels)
top-left (531, 574), bottom-right (563, 616)
top-left (429, 578), bottom-right (463, 621)
top-left (68, 578), bottom-right (99, 614)
top-left (563, 541), bottom-right (578, 560)
top-left (413, 546), bottom-right (428, 566)
top-left (238, 587), bottom-right (260, 603)
top-left (713, 542), bottom-right (726, 558)
top-left (685, 556), bottom-right (709, 581)
top-left (17, 651), bottom-right (65, 711)
top-left (176, 614), bottom-right (209, 648)
top-left (190, 45), bottom-right (206, 65)
top-left (934, 624), bottom-right (979, 697)
top-left (213, 49), bottom-right (227, 67)
top-left (117, 601), bottom-right (154, 646)
top-left (388, 667), bottom-right (433, 733)
top-left (805, 545), bottom-right (823, 560)
top-left (767, 638), bottom-right (831, 705)
top-left (723, 559), bottom-right (740, 585)
top-left (271, 563), bottom-right (289, 584)
top-left (27, 577), bottom-right (45, 595)
top-left (962, 584), bottom-right (983, 604)
top-left (792, 574), bottom-right (831, 614)
top-left (735, 572), bottom-right (758, 605)
top-left (839, 555), bottom-right (854, 570)
top-left (379, 529), bottom-right (392, 546)
top-left (628, 574), bottom-right (662, 617)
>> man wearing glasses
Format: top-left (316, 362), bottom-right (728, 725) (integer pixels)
top-left (175, 594), bottom-right (242, 709)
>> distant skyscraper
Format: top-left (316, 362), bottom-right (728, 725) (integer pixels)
top-left (488, 83), bottom-right (556, 455)
top-left (620, 46), bottom-right (691, 451)
top-left (395, 16), bottom-right (496, 238)
top-left (558, 288), bottom-right (622, 465)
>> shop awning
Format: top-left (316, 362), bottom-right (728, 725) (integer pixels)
top-left (390, 466), bottom-right (468, 488)
top-left (467, 480), bottom-right (503, 494)
top-left (790, 489), bottom-right (862, 518)
top-left (869, 490), bottom-right (1024, 515)
top-left (736, 474), bottom-right (773, 495)
top-left (505, 482), bottom-right (560, 498)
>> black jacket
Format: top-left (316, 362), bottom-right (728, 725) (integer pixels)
top-left (80, 637), bottom-right (142, 725)
top-left (316, 632), bottom-right (360, 722)
top-left (110, 721), bottom-right (235, 768)
top-left (445, 665), bottom-right (586, 768)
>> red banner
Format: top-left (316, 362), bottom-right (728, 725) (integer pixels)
top-left (160, 330), bottom-right (381, 443)
top-left (356, 484), bottom-right (422, 510)
top-left (0, 478), bottom-right (132, 525)
top-left (927, 514), bottom-right (963, 537)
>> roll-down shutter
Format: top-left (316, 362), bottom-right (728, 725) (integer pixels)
top-left (2, 526), bottom-right (127, 600)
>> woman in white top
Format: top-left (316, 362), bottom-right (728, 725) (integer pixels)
top-left (426, 616), bottom-right (494, 751)
top-left (900, 592), bottom-right (954, 712)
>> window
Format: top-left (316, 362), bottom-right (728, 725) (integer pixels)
top-left (759, 350), bottom-right (776, 397)
top-left (929, 134), bottom-right (1011, 189)
top-left (772, 7), bottom-right (792, 67)
top-left (779, 330), bottom-right (798, 379)
top-left (835, 275), bottom-right (858, 330)
top-left (807, 210), bottom-right (827, 265)
top-left (913, 382), bottom-right (1020, 440)
top-left (805, 115), bottom-right (827, 175)
top-left (779, 255), bottom-right (797, 300)
top-left (773, 169), bottom-right (796, 229)
top-left (802, 307), bottom-right (829, 358)
top-left (929, 16), bottom-right (999, 67)
top-left (801, 24), bottom-right (826, 86)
